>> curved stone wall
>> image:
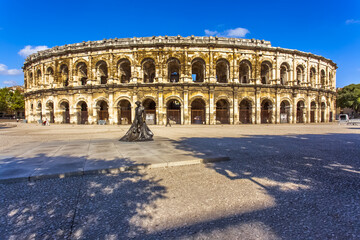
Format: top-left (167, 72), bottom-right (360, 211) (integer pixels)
top-left (23, 36), bottom-right (337, 125)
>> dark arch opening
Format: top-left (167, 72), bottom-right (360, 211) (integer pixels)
top-left (261, 100), bottom-right (272, 124)
top-left (216, 99), bottom-right (230, 124)
top-left (310, 102), bottom-right (316, 123)
top-left (280, 100), bottom-right (291, 123)
top-left (97, 101), bottom-right (109, 121)
top-left (143, 99), bottom-right (156, 124)
top-left (77, 102), bottom-right (88, 124)
top-left (60, 101), bottom-right (70, 124)
top-left (296, 101), bottom-right (305, 123)
top-left (191, 99), bottom-right (206, 124)
top-left (239, 99), bottom-right (252, 124)
top-left (167, 99), bottom-right (181, 124)
top-left (118, 100), bottom-right (132, 125)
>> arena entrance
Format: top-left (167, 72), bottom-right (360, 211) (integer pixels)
top-left (280, 100), bottom-right (290, 123)
top-left (296, 101), bottom-right (305, 123)
top-left (118, 100), bottom-right (131, 125)
top-left (47, 102), bottom-right (55, 123)
top-left (321, 102), bottom-right (326, 122)
top-left (143, 99), bottom-right (156, 125)
top-left (78, 101), bottom-right (88, 124)
top-left (261, 100), bottom-right (272, 124)
top-left (167, 99), bottom-right (181, 124)
top-left (310, 102), bottom-right (316, 123)
top-left (191, 99), bottom-right (206, 124)
top-left (59, 102), bottom-right (70, 123)
top-left (239, 99), bottom-right (252, 124)
top-left (97, 101), bottom-right (109, 121)
top-left (216, 99), bottom-right (229, 124)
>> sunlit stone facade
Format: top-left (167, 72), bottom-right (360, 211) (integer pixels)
top-left (23, 36), bottom-right (337, 125)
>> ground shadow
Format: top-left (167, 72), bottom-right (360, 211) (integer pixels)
top-left (136, 133), bottom-right (360, 239)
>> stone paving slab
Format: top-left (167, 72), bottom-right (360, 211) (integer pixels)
top-left (0, 136), bottom-right (229, 183)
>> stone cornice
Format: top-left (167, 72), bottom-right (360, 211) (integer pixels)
top-left (23, 36), bottom-right (337, 68)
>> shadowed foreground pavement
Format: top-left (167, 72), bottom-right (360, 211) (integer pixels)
top-left (1, 124), bottom-right (360, 239)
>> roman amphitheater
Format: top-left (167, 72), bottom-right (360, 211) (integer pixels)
top-left (23, 36), bottom-right (337, 125)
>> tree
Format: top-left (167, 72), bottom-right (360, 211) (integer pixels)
top-left (337, 84), bottom-right (360, 116)
top-left (0, 87), bottom-right (25, 114)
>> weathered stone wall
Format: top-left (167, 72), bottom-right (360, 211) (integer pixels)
top-left (23, 36), bottom-right (337, 125)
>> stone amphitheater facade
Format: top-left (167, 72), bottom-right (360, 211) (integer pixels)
top-left (23, 36), bottom-right (337, 125)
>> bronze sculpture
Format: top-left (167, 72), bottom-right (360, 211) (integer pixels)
top-left (120, 101), bottom-right (154, 141)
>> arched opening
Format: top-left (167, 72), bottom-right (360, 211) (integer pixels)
top-left (96, 61), bottom-right (108, 84)
top-left (191, 58), bottom-right (205, 82)
top-left (97, 100), bottom-right (109, 121)
top-left (320, 70), bottom-right (326, 87)
top-left (60, 64), bottom-right (69, 87)
top-left (310, 68), bottom-right (316, 87)
top-left (261, 61), bottom-right (272, 84)
top-left (191, 99), bottom-right (206, 124)
top-left (296, 65), bottom-right (304, 86)
top-left (118, 100), bottom-right (131, 125)
top-left (261, 99), bottom-right (272, 124)
top-left (60, 101), bottom-right (70, 123)
top-left (239, 60), bottom-right (251, 84)
top-left (37, 102), bottom-right (42, 121)
top-left (143, 99), bottom-right (156, 124)
top-left (29, 72), bottom-right (33, 86)
top-left (280, 100), bottom-right (291, 123)
top-left (118, 59), bottom-right (131, 83)
top-left (46, 67), bottom-right (54, 85)
top-left (36, 69), bottom-right (42, 85)
top-left (167, 99), bottom-right (181, 124)
top-left (76, 62), bottom-right (88, 86)
top-left (296, 101), bottom-right (305, 123)
top-left (321, 102), bottom-right (326, 122)
top-left (216, 99), bottom-right (230, 124)
top-left (77, 101), bottom-right (88, 124)
top-left (143, 59), bottom-right (155, 83)
top-left (239, 99), bottom-right (252, 124)
top-left (168, 58), bottom-right (180, 83)
top-left (216, 59), bottom-right (229, 83)
top-left (47, 102), bottom-right (55, 123)
top-left (310, 101), bottom-right (316, 123)
top-left (280, 63), bottom-right (290, 85)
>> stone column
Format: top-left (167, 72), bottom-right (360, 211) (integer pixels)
top-left (209, 87), bottom-right (215, 124)
top-left (109, 91), bottom-right (114, 124)
top-left (183, 87), bottom-right (189, 124)
top-left (158, 87), bottom-right (164, 125)
top-left (292, 95), bottom-right (297, 124)
top-left (255, 88), bottom-right (261, 124)
top-left (275, 91), bottom-right (280, 124)
top-left (233, 87), bottom-right (239, 124)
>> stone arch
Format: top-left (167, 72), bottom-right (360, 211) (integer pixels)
top-left (76, 100), bottom-right (88, 124)
top-left (166, 98), bottom-right (182, 124)
top-left (260, 98), bottom-right (274, 124)
top-left (96, 60), bottom-right (108, 84)
top-left (296, 64), bottom-right (305, 85)
top-left (142, 58), bottom-right (156, 83)
top-left (165, 95), bottom-right (184, 106)
top-left (95, 98), bottom-right (109, 122)
top-left (239, 98), bottom-right (253, 124)
top-left (36, 69), bottom-right (42, 85)
top-left (143, 97), bottom-right (157, 125)
top-left (280, 99), bottom-right (291, 123)
top-left (75, 62), bottom-right (88, 85)
top-left (296, 99), bottom-right (306, 123)
top-left (216, 58), bottom-right (230, 83)
top-left (118, 99), bottom-right (132, 125)
top-left (117, 58), bottom-right (131, 83)
top-left (191, 98), bottom-right (206, 124)
top-left (114, 96), bottom-right (133, 108)
top-left (261, 60), bottom-right (272, 84)
top-left (310, 67), bottom-right (316, 87)
top-left (189, 95), bottom-right (208, 107)
top-left (239, 60), bottom-right (252, 84)
top-left (320, 101), bottom-right (326, 122)
top-left (59, 99), bottom-right (70, 123)
top-left (215, 99), bottom-right (230, 124)
top-left (320, 69), bottom-right (326, 86)
top-left (59, 64), bottom-right (69, 87)
top-left (191, 58), bottom-right (206, 82)
top-left (310, 100), bottom-right (317, 123)
top-left (280, 62), bottom-right (291, 85)
top-left (167, 57), bottom-right (181, 83)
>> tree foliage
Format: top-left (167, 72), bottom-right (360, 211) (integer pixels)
top-left (337, 84), bottom-right (360, 114)
top-left (0, 87), bottom-right (25, 113)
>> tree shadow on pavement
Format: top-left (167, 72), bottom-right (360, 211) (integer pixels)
top-left (0, 155), bottom-right (167, 239)
top-left (138, 133), bottom-right (360, 239)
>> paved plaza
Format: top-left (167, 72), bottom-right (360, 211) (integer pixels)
top-left (1, 123), bottom-right (360, 239)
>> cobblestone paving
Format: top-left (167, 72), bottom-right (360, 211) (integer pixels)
top-left (1, 123), bottom-right (360, 239)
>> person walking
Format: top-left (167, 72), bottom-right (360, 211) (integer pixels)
top-left (165, 117), bottom-right (172, 127)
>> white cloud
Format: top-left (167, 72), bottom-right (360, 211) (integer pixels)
top-left (3, 80), bottom-right (18, 86)
top-left (18, 45), bottom-right (49, 58)
top-left (0, 63), bottom-right (22, 75)
top-left (204, 27), bottom-right (250, 38)
top-left (346, 19), bottom-right (360, 24)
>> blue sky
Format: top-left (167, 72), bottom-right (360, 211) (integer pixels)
top-left (0, 0), bottom-right (359, 88)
